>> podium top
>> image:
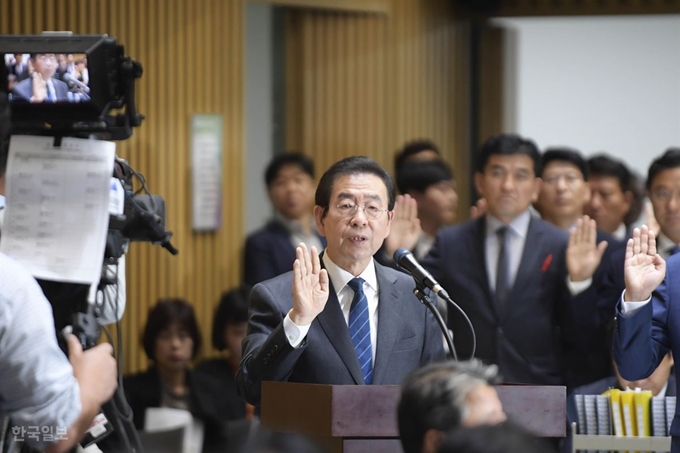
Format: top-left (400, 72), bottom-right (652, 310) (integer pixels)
top-left (261, 382), bottom-right (566, 438)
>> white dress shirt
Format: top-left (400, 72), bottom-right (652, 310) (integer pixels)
top-left (275, 212), bottom-right (323, 254)
top-left (283, 253), bottom-right (379, 363)
top-left (485, 211), bottom-right (531, 292)
top-left (612, 223), bottom-right (628, 241)
top-left (414, 232), bottom-right (436, 261)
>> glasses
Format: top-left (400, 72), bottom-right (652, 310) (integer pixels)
top-left (651, 189), bottom-right (680, 203)
top-left (542, 174), bottom-right (584, 187)
top-left (335, 202), bottom-right (388, 220)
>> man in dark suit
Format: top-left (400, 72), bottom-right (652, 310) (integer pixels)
top-left (244, 153), bottom-right (326, 286)
top-left (7, 53), bottom-right (29, 82)
top-left (421, 134), bottom-right (604, 387)
top-left (585, 154), bottom-right (635, 241)
top-left (534, 147), bottom-right (624, 387)
top-left (237, 156), bottom-right (445, 405)
top-left (612, 148), bottom-right (680, 453)
top-left (10, 53), bottom-right (71, 103)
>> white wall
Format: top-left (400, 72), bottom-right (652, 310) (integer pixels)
top-left (245, 2), bottom-right (274, 235)
top-left (495, 15), bottom-right (680, 177)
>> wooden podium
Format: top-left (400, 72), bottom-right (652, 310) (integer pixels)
top-left (261, 381), bottom-right (566, 453)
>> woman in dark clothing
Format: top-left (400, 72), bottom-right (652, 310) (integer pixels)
top-left (196, 285), bottom-right (252, 419)
top-left (124, 298), bottom-right (239, 452)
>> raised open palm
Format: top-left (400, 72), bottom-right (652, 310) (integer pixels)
top-left (624, 225), bottom-right (666, 301)
top-left (566, 216), bottom-right (608, 282)
top-left (291, 243), bottom-right (329, 326)
top-left (384, 194), bottom-right (421, 258)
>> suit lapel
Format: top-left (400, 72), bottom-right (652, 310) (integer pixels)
top-left (316, 258), bottom-right (365, 384)
top-left (372, 263), bottom-right (403, 385)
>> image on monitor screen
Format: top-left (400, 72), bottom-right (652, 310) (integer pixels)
top-left (4, 52), bottom-right (91, 103)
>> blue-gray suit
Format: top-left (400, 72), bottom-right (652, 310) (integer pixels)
top-left (236, 259), bottom-right (445, 405)
top-left (613, 254), bottom-right (680, 452)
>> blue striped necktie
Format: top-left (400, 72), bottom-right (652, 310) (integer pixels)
top-left (347, 277), bottom-right (373, 385)
top-left (47, 83), bottom-right (56, 102)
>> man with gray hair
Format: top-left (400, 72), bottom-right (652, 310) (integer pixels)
top-left (397, 360), bottom-right (507, 453)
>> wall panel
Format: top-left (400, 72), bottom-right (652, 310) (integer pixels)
top-left (2, 0), bottom-right (244, 374)
top-left (286, 0), bottom-right (472, 219)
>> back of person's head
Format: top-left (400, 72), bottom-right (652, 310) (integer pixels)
top-left (587, 154), bottom-right (632, 193)
top-left (394, 139), bottom-right (441, 173)
top-left (646, 148), bottom-right (680, 190)
top-left (396, 160), bottom-right (454, 195)
top-left (142, 298), bottom-right (202, 361)
top-left (476, 133), bottom-right (541, 176)
top-left (398, 360), bottom-right (502, 453)
top-left (0, 92), bottom-right (10, 178)
top-left (541, 147), bottom-right (588, 180)
top-left (436, 421), bottom-right (554, 453)
top-left (264, 152), bottom-right (315, 188)
top-left (211, 284), bottom-right (251, 350)
top-left (315, 156), bottom-right (397, 215)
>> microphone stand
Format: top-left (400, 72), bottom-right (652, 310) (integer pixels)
top-left (411, 280), bottom-right (458, 361)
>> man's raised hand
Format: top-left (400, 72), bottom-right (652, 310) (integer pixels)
top-left (624, 225), bottom-right (666, 301)
top-left (290, 244), bottom-right (329, 325)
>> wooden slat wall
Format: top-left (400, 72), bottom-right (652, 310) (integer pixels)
top-left (285, 0), bottom-right (472, 219)
top-left (2, 0), bottom-right (244, 374)
top-left (477, 24), bottom-right (505, 147)
top-left (490, 0), bottom-right (680, 16)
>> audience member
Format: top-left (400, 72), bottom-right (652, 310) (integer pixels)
top-left (436, 421), bottom-right (554, 453)
top-left (237, 156), bottom-right (444, 406)
top-left (197, 284), bottom-right (253, 419)
top-left (421, 133), bottom-right (603, 387)
top-left (535, 147), bottom-right (593, 230)
top-left (398, 360), bottom-right (506, 453)
top-left (394, 139), bottom-right (442, 175)
top-left (123, 299), bottom-right (234, 452)
top-left (585, 154), bottom-right (634, 240)
top-left (583, 149), bottom-right (680, 382)
top-left (244, 152), bottom-right (324, 286)
top-left (625, 170), bottom-right (648, 231)
top-left (535, 147), bottom-right (624, 386)
top-left (386, 160), bottom-right (458, 260)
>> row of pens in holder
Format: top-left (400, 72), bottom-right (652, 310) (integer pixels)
top-left (574, 390), bottom-right (675, 452)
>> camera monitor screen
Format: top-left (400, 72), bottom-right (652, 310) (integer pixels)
top-left (4, 53), bottom-right (91, 104)
top-left (0, 35), bottom-right (124, 127)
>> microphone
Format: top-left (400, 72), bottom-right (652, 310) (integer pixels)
top-left (63, 72), bottom-right (90, 93)
top-left (393, 248), bottom-right (449, 299)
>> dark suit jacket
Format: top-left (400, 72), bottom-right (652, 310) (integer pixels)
top-left (10, 77), bottom-right (70, 102)
top-left (194, 359), bottom-right (247, 420)
top-left (8, 63), bottom-right (29, 81)
top-left (122, 368), bottom-right (237, 452)
top-left (236, 259), bottom-right (446, 405)
top-left (243, 219), bottom-right (327, 286)
top-left (562, 231), bottom-right (625, 387)
top-left (613, 254), bottom-right (680, 451)
top-left (420, 215), bottom-right (593, 386)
